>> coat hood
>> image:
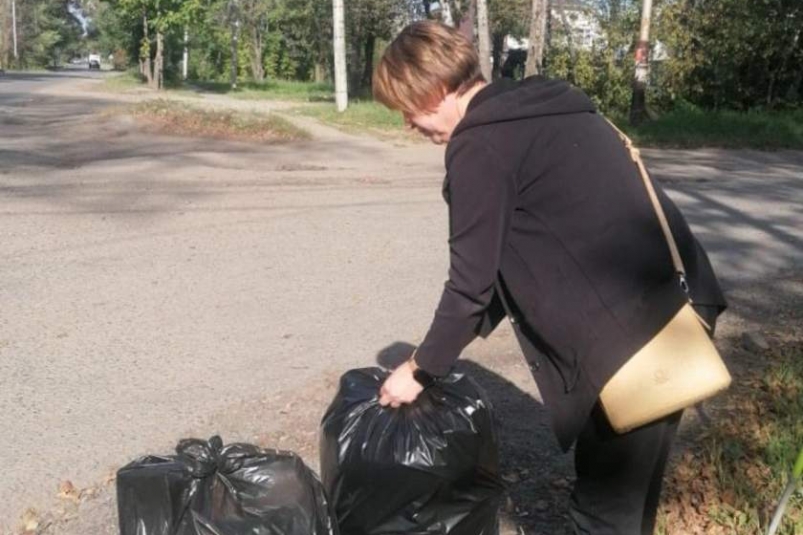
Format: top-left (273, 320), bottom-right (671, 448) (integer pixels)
top-left (452, 76), bottom-right (597, 138)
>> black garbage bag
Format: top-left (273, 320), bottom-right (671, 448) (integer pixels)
top-left (320, 368), bottom-right (504, 535)
top-left (117, 435), bottom-right (338, 535)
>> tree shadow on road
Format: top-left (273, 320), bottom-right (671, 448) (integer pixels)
top-left (644, 151), bottom-right (803, 289)
top-left (1, 92), bottom-right (435, 220)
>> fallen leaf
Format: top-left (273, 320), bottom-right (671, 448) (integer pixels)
top-left (80, 486), bottom-right (99, 500)
top-left (20, 508), bottom-right (39, 531)
top-left (58, 480), bottom-right (81, 502)
top-left (104, 470), bottom-right (117, 485)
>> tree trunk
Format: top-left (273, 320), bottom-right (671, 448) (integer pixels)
top-left (11, 0), bottom-right (18, 61)
top-left (476, 0), bottom-right (491, 81)
top-left (360, 34), bottom-right (375, 90)
top-left (629, 0), bottom-right (654, 126)
top-left (456, 0), bottom-right (476, 43)
top-left (349, 40), bottom-right (363, 95)
top-left (491, 32), bottom-right (505, 80)
top-left (141, 12), bottom-right (153, 86)
top-left (767, 71), bottom-right (777, 108)
top-left (250, 29), bottom-right (264, 82)
top-left (229, 0), bottom-right (240, 89)
top-left (230, 23), bottom-right (239, 89)
top-left (525, 0), bottom-right (548, 76)
top-left (787, 69), bottom-right (803, 102)
top-left (1, 2), bottom-right (8, 69)
top-left (314, 62), bottom-right (326, 83)
top-left (154, 30), bottom-right (164, 90)
top-left (776, 27), bottom-right (801, 105)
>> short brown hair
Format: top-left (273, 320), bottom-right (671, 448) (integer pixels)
top-left (373, 21), bottom-right (485, 114)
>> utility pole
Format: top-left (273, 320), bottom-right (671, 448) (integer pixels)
top-left (12, 0), bottom-right (18, 61)
top-left (476, 0), bottom-right (491, 81)
top-left (333, 0), bottom-right (348, 112)
top-left (629, 0), bottom-right (653, 125)
top-left (525, 0), bottom-right (548, 76)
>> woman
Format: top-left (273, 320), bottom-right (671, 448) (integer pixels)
top-left (373, 21), bottom-right (726, 535)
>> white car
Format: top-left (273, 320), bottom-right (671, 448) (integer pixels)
top-left (88, 54), bottom-right (101, 70)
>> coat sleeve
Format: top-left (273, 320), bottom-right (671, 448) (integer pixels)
top-left (414, 136), bottom-right (516, 376)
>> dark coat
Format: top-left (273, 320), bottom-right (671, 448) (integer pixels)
top-left (413, 77), bottom-right (727, 451)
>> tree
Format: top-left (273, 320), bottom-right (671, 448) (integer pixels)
top-left (544, 0), bottom-right (637, 115)
top-left (654, 0), bottom-right (803, 111)
top-left (346, 0), bottom-right (402, 95)
top-left (489, 0), bottom-right (529, 79)
top-left (476, 0), bottom-right (491, 80)
top-left (2, 0), bottom-right (83, 68)
top-left (629, 0), bottom-right (653, 125)
top-left (241, 0), bottom-right (271, 81)
top-left (227, 0), bottom-right (240, 88)
top-left (107, 0), bottom-right (195, 88)
top-left (525, 0), bottom-right (548, 76)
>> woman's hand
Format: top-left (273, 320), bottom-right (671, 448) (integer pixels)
top-left (379, 360), bottom-right (424, 408)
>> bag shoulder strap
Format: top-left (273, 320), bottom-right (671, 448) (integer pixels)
top-left (604, 118), bottom-right (687, 279)
top-left (605, 119), bottom-right (714, 330)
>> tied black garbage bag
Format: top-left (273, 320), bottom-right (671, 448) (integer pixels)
top-left (117, 435), bottom-right (338, 535)
top-left (320, 368), bottom-right (504, 535)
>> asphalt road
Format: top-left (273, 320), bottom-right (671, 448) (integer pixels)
top-left (0, 67), bottom-right (106, 97)
top-left (1, 72), bottom-right (802, 533)
top-left (1, 72), bottom-right (452, 532)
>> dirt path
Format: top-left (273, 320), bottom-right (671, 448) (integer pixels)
top-left (2, 73), bottom-right (802, 535)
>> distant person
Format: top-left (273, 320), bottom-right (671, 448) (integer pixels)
top-left (371, 21), bottom-right (726, 535)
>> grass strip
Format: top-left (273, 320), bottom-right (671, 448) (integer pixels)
top-left (658, 340), bottom-right (803, 535)
top-left (621, 105), bottom-right (803, 150)
top-left (102, 71), bottom-right (147, 92)
top-left (190, 80), bottom-right (334, 102)
top-left (128, 99), bottom-right (310, 142)
top-left (294, 101), bottom-right (405, 131)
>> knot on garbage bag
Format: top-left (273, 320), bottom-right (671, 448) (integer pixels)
top-left (176, 435), bottom-right (242, 478)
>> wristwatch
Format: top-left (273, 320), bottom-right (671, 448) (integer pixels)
top-left (412, 366), bottom-right (437, 389)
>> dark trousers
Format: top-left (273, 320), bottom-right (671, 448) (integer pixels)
top-left (568, 404), bottom-right (682, 535)
top-left (567, 304), bottom-right (719, 535)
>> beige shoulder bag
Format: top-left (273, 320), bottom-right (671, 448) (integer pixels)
top-left (598, 120), bottom-right (732, 433)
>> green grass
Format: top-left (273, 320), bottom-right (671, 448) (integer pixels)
top-left (616, 104), bottom-right (803, 150)
top-left (102, 75), bottom-right (803, 150)
top-left (296, 99), bottom-right (803, 149)
top-left (658, 340), bottom-right (803, 535)
top-left (127, 99), bottom-right (310, 142)
top-left (101, 75), bottom-right (330, 102)
top-left (292, 100), bottom-right (422, 142)
top-left (102, 70), bottom-right (148, 92)
top-left (294, 100), bottom-right (405, 132)
top-left (189, 79), bottom-right (334, 102)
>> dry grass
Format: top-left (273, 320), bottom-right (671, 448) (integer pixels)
top-left (127, 99), bottom-right (310, 142)
top-left (658, 340), bottom-right (803, 535)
